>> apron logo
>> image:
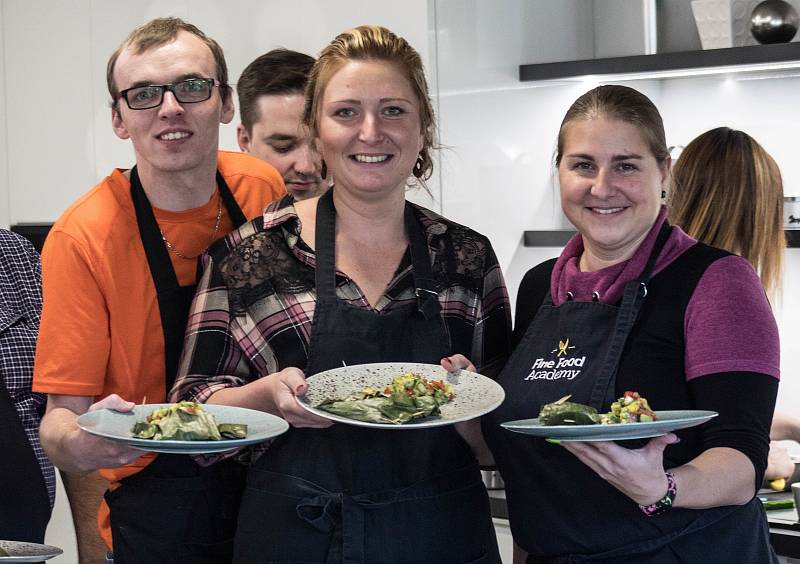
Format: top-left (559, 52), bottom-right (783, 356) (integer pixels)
top-left (525, 338), bottom-right (587, 381)
top-left (551, 338), bottom-right (575, 357)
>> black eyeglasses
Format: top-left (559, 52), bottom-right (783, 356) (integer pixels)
top-left (118, 78), bottom-right (219, 110)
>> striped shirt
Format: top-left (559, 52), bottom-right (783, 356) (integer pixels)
top-left (0, 229), bottom-right (54, 506)
top-left (172, 197), bottom-right (511, 419)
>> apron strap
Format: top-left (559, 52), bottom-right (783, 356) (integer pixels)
top-left (404, 204), bottom-right (441, 320)
top-left (587, 219), bottom-right (673, 409)
top-left (130, 166), bottom-right (246, 389)
top-left (314, 189), bottom-right (440, 318)
top-left (314, 189), bottom-right (338, 301)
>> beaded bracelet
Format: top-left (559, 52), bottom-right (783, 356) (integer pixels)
top-left (639, 471), bottom-right (676, 517)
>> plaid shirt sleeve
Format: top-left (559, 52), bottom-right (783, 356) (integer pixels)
top-left (471, 242), bottom-right (512, 378)
top-left (0, 230), bottom-right (55, 506)
top-left (171, 251), bottom-right (264, 404)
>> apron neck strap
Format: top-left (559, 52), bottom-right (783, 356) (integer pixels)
top-left (130, 165), bottom-right (247, 389)
top-left (314, 190), bottom-right (440, 317)
top-left (639, 219), bottom-right (672, 284)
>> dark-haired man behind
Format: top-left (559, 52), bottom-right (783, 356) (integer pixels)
top-left (237, 49), bottom-right (327, 200)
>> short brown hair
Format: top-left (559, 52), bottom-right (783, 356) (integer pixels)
top-left (668, 127), bottom-right (784, 298)
top-left (304, 25), bottom-right (436, 187)
top-left (107, 17), bottom-right (230, 111)
top-left (237, 49), bottom-right (315, 133)
top-left (555, 85), bottom-right (669, 167)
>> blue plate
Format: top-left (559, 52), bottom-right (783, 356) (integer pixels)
top-left (77, 404), bottom-right (289, 454)
top-left (501, 410), bottom-right (718, 441)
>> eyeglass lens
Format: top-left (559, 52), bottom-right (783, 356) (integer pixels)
top-left (123, 79), bottom-right (213, 110)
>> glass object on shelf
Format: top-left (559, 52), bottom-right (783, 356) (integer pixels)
top-left (751, 0), bottom-right (800, 43)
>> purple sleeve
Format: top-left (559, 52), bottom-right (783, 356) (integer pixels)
top-left (684, 256), bottom-right (780, 381)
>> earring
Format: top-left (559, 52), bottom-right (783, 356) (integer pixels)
top-left (661, 190), bottom-right (666, 199)
top-left (320, 160), bottom-right (328, 180)
top-left (412, 154), bottom-right (424, 179)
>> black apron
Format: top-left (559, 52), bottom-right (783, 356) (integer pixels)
top-left (104, 166), bottom-right (248, 564)
top-left (233, 190), bottom-right (500, 564)
top-left (0, 376), bottom-right (50, 543)
top-left (487, 221), bottom-right (776, 563)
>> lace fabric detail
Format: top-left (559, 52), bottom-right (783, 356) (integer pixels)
top-left (216, 202), bottom-right (492, 315)
top-left (220, 227), bottom-right (314, 315)
top-left (429, 222), bottom-right (490, 292)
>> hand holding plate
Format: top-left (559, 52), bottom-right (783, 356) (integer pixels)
top-left (559, 433), bottom-right (678, 506)
top-left (268, 367), bottom-right (333, 428)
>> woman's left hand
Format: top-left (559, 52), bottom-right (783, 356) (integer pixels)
top-left (560, 434), bottom-right (679, 506)
top-left (441, 354), bottom-right (476, 373)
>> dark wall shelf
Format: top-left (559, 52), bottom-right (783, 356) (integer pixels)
top-left (524, 229), bottom-right (800, 248)
top-left (523, 230), bottom-right (575, 247)
top-left (519, 42), bottom-right (800, 82)
top-left (10, 223), bottom-right (53, 253)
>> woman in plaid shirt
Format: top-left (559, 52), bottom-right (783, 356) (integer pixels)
top-left (0, 229), bottom-right (53, 542)
top-left (172, 26), bottom-right (511, 563)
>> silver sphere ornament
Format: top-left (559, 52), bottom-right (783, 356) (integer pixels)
top-left (751, 0), bottom-right (799, 44)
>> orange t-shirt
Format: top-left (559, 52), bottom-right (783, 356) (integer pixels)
top-left (32, 150), bottom-right (285, 547)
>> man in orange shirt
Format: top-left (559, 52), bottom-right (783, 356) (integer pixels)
top-left (33, 17), bottom-right (284, 563)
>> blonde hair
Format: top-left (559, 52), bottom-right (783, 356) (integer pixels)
top-left (668, 127), bottom-right (784, 298)
top-left (107, 17), bottom-right (230, 111)
top-left (303, 25), bottom-right (436, 187)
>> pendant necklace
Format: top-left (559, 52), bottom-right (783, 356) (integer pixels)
top-left (160, 193), bottom-right (223, 260)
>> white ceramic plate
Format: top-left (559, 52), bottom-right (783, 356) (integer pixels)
top-left (0, 540), bottom-right (62, 562)
top-left (501, 410), bottom-right (718, 441)
top-left (296, 362), bottom-right (505, 429)
top-left (77, 404), bottom-right (289, 454)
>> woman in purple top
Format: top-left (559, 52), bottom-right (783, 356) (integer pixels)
top-left (483, 85), bottom-right (780, 563)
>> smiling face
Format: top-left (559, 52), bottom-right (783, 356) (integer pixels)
top-left (559, 117), bottom-right (669, 268)
top-left (317, 60), bottom-right (424, 197)
top-left (237, 93), bottom-right (325, 200)
top-left (111, 30), bottom-right (234, 181)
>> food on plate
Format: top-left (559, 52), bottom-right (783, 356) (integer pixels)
top-left (131, 401), bottom-right (247, 441)
top-left (599, 391), bottom-right (657, 424)
top-left (316, 372), bottom-right (454, 424)
top-left (538, 395), bottom-right (599, 426)
top-left (539, 391), bottom-right (657, 426)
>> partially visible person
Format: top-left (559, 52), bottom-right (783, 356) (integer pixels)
top-left (0, 229), bottom-right (53, 543)
top-left (237, 48), bottom-right (326, 200)
top-left (485, 86), bottom-right (779, 562)
top-left (668, 126), bottom-right (790, 486)
top-left (668, 126), bottom-right (784, 300)
top-left (173, 25), bottom-right (510, 563)
top-left (33, 17), bottom-right (284, 563)
top-left (767, 412), bottom-right (800, 481)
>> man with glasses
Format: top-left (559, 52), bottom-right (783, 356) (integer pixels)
top-left (237, 49), bottom-right (327, 200)
top-left (33, 17), bottom-right (284, 562)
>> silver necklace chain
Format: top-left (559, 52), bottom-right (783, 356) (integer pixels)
top-left (160, 195), bottom-right (223, 260)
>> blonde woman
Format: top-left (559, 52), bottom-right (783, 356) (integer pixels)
top-left (668, 127), bottom-right (784, 300)
top-left (669, 127), bottom-right (792, 486)
top-left (172, 26), bottom-right (510, 563)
